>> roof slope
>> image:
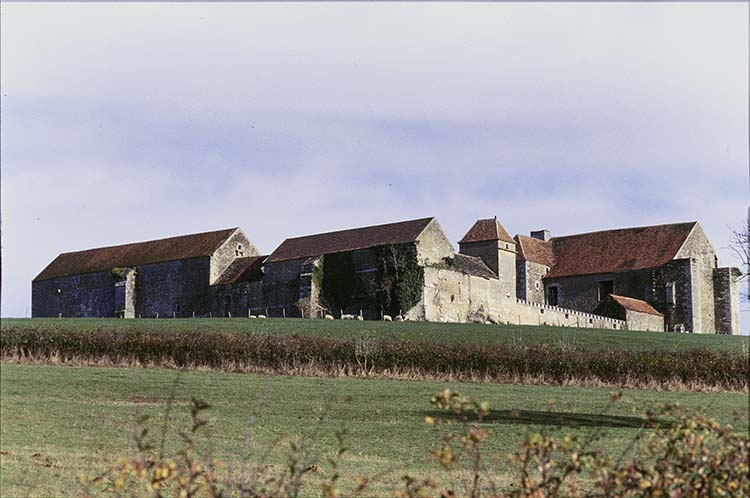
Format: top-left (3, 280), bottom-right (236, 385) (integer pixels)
top-left (609, 294), bottom-right (663, 316)
top-left (266, 217), bottom-right (434, 263)
top-left (453, 253), bottom-right (497, 279)
top-left (515, 235), bottom-right (556, 267)
top-left (34, 228), bottom-right (238, 281)
top-left (459, 218), bottom-right (514, 244)
top-left (214, 255), bottom-right (266, 285)
top-left (545, 222), bottom-right (696, 279)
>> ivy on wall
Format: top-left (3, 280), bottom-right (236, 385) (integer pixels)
top-left (374, 243), bottom-right (424, 316)
top-left (316, 243), bottom-right (424, 317)
top-left (320, 252), bottom-right (357, 312)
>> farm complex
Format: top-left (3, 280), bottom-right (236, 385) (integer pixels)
top-left (32, 216), bottom-right (740, 334)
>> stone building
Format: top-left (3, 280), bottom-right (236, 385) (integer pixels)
top-left (594, 294), bottom-right (664, 332)
top-left (260, 217), bottom-right (455, 319)
top-left (31, 215), bottom-right (740, 334)
top-left (514, 221), bottom-right (740, 334)
top-left (32, 228), bottom-right (258, 318)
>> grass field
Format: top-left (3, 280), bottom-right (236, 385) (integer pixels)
top-left (1, 363), bottom-right (747, 497)
top-left (3, 318), bottom-right (748, 352)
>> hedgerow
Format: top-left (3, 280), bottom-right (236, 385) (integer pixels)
top-left (1, 325), bottom-right (746, 391)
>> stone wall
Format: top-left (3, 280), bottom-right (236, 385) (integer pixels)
top-left (624, 309), bottom-right (664, 332)
top-left (32, 270), bottom-right (118, 318)
top-left (517, 260), bottom-right (547, 304)
top-left (135, 257), bottom-right (213, 318)
top-left (416, 219), bottom-right (454, 266)
top-left (713, 267), bottom-right (740, 335)
top-left (114, 268), bottom-right (137, 318)
top-left (651, 260), bottom-right (693, 332)
top-left (211, 280), bottom-right (265, 317)
top-left (673, 224), bottom-right (718, 333)
top-left (418, 266), bottom-right (625, 330)
top-left (210, 229), bottom-right (258, 284)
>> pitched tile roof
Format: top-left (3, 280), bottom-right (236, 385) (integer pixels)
top-left (544, 222), bottom-right (697, 279)
top-left (459, 217), bottom-right (515, 244)
top-left (34, 228), bottom-right (238, 281)
top-left (515, 235), bottom-right (556, 267)
top-left (213, 255), bottom-right (267, 285)
top-left (453, 253), bottom-right (497, 279)
top-left (266, 217), bottom-right (434, 263)
top-left (608, 294), bottom-right (663, 316)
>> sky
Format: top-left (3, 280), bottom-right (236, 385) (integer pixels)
top-left (1, 3), bottom-right (748, 331)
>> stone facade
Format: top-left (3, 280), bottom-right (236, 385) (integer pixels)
top-left (31, 217), bottom-right (740, 334)
top-left (713, 267), bottom-right (741, 335)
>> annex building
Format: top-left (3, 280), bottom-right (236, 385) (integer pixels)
top-left (32, 216), bottom-right (741, 334)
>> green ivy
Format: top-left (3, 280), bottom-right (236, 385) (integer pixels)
top-left (374, 243), bottom-right (424, 316)
top-left (320, 252), bottom-right (357, 312)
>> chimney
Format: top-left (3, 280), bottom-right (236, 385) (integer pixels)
top-left (530, 229), bottom-right (551, 242)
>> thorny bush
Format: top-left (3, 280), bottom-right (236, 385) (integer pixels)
top-left (80, 390), bottom-right (749, 498)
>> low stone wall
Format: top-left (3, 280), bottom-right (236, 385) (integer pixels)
top-left (417, 267), bottom-right (626, 330)
top-left (500, 299), bottom-right (625, 330)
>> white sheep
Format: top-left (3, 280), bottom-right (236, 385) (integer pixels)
top-left (382, 315), bottom-right (392, 321)
top-left (257, 314), bottom-right (267, 319)
top-left (249, 315), bottom-right (257, 319)
top-left (395, 315), bottom-right (404, 321)
top-left (325, 314), bottom-right (335, 320)
top-left (356, 316), bottom-right (364, 321)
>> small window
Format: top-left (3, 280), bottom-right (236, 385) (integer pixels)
top-left (597, 280), bottom-right (614, 301)
top-left (545, 286), bottom-right (559, 306)
top-left (235, 244), bottom-right (244, 257)
top-left (534, 281), bottom-right (540, 290)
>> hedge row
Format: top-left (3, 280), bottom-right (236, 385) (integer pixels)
top-left (1, 325), bottom-right (747, 390)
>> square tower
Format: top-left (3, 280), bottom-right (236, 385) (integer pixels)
top-left (458, 217), bottom-right (517, 300)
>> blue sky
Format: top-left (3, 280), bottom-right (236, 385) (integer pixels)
top-left (1, 3), bottom-right (748, 330)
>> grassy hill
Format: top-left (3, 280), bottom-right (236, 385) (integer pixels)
top-left (3, 317), bottom-right (747, 352)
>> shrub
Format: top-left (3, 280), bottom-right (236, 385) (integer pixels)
top-left (80, 390), bottom-right (750, 497)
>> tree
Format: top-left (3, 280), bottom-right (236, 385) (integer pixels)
top-left (728, 211), bottom-right (750, 303)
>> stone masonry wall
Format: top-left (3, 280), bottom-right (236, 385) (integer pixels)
top-left (32, 270), bottom-right (117, 318)
top-left (673, 224), bottom-right (717, 333)
top-left (419, 267), bottom-right (625, 330)
top-left (517, 260), bottom-right (548, 304)
top-left (625, 309), bottom-right (664, 332)
top-left (136, 257), bottom-right (213, 318)
top-left (713, 267), bottom-right (740, 335)
top-left (210, 230), bottom-right (258, 284)
top-left (416, 219), bottom-right (454, 266)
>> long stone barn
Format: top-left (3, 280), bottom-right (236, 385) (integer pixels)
top-left (32, 216), bottom-right (741, 334)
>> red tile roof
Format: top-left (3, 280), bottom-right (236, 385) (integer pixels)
top-left (34, 228), bottom-right (238, 281)
top-left (609, 294), bottom-right (663, 316)
top-left (266, 218), bottom-right (434, 263)
top-left (515, 235), bottom-right (556, 267)
top-left (459, 218), bottom-right (515, 244)
top-left (213, 255), bottom-right (267, 285)
top-left (544, 222), bottom-right (696, 279)
top-left (453, 253), bottom-right (497, 279)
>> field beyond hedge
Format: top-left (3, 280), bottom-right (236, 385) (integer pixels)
top-left (3, 317), bottom-right (748, 351)
top-left (1, 364), bottom-right (748, 498)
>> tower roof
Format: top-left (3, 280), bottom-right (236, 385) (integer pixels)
top-left (459, 217), bottom-right (514, 245)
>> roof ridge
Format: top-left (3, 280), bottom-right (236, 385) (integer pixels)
top-left (551, 221), bottom-right (697, 241)
top-left (57, 227), bottom-right (240, 256)
top-left (281, 217), bottom-right (434, 242)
